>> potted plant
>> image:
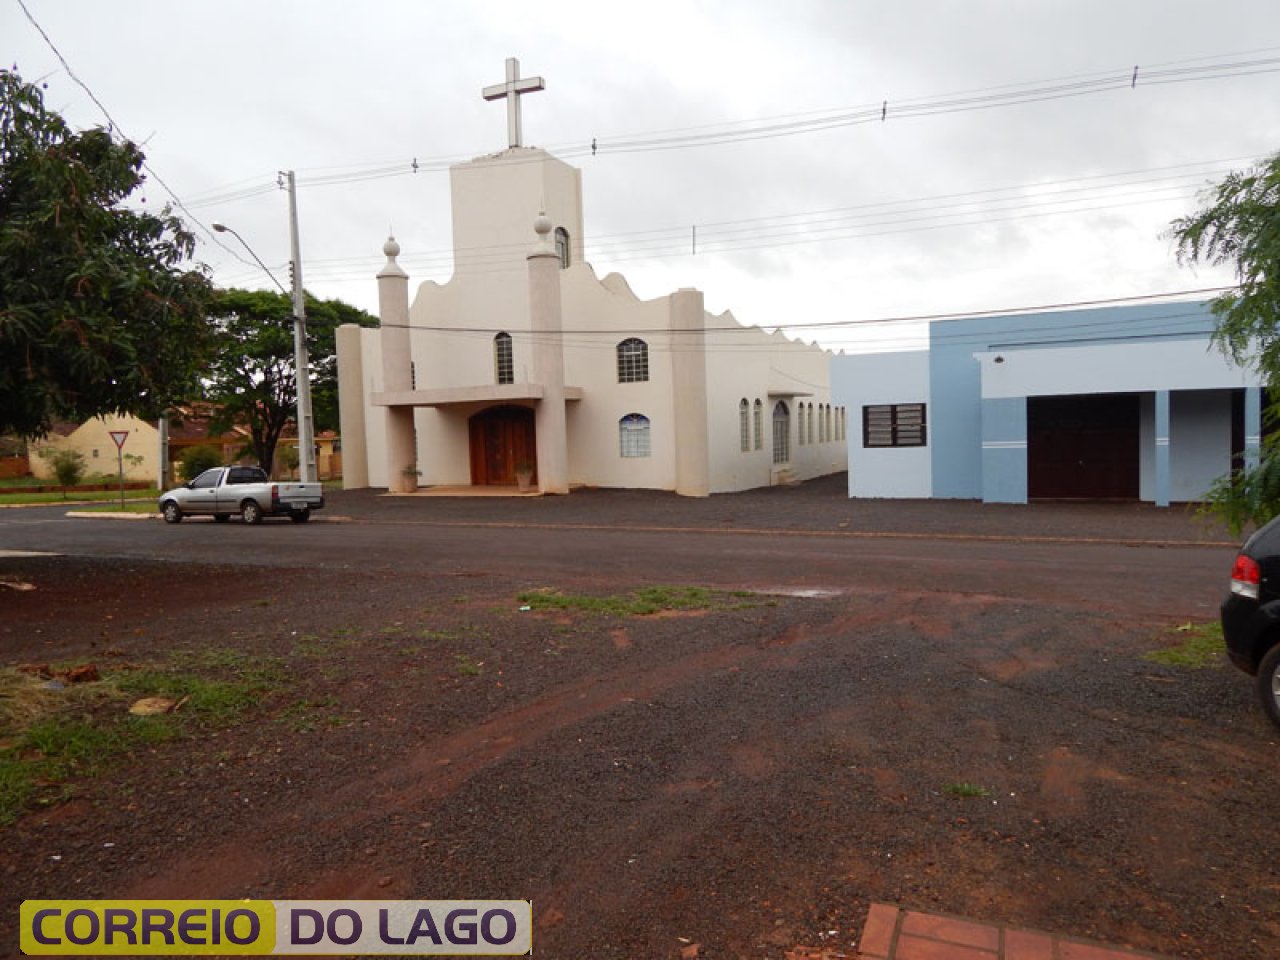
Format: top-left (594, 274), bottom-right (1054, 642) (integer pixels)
top-left (515, 461), bottom-right (535, 493)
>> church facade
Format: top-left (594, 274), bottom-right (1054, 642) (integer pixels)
top-left (336, 62), bottom-right (846, 496)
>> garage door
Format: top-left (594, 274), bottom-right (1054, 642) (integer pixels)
top-left (1028, 393), bottom-right (1139, 499)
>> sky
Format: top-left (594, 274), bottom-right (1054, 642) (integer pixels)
top-left (7, 0), bottom-right (1280, 353)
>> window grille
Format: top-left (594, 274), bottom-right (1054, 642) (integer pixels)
top-left (863, 403), bottom-right (927, 447)
top-left (772, 402), bottom-right (791, 464)
top-left (753, 399), bottom-right (763, 450)
top-left (617, 338), bottom-right (649, 383)
top-left (619, 413), bottom-right (651, 457)
top-left (555, 227), bottom-right (570, 269)
top-left (494, 332), bottom-right (513, 385)
top-left (739, 399), bottom-right (750, 452)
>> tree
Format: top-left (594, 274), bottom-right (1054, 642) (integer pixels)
top-left (178, 444), bottom-right (222, 482)
top-left (202, 288), bottom-right (376, 474)
top-left (0, 69), bottom-right (213, 439)
top-left (1171, 149), bottom-right (1280, 531)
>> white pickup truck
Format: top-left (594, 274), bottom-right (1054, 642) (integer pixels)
top-left (158, 466), bottom-right (325, 525)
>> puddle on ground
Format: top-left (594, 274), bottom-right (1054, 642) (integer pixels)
top-left (757, 587), bottom-right (845, 598)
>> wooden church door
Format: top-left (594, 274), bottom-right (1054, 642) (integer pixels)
top-left (469, 405), bottom-right (536, 485)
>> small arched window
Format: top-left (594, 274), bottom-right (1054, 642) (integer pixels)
top-left (619, 413), bottom-right (651, 458)
top-left (555, 227), bottom-right (570, 269)
top-left (819, 404), bottom-right (827, 443)
top-left (494, 332), bottom-right (513, 385)
top-left (753, 399), bottom-right (763, 451)
top-left (799, 403), bottom-right (808, 446)
top-left (617, 338), bottom-right (649, 383)
top-left (739, 399), bottom-right (751, 453)
top-left (772, 401), bottom-right (791, 464)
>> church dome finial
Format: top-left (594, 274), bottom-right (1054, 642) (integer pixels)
top-left (378, 234), bottom-right (408, 280)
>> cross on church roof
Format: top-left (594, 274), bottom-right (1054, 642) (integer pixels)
top-left (482, 57), bottom-right (545, 149)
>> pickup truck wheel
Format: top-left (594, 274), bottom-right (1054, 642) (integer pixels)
top-left (1256, 643), bottom-right (1280, 730)
top-left (289, 508), bottom-right (311, 523)
top-left (213, 513), bottom-right (231, 523)
top-left (241, 500), bottom-right (264, 525)
top-left (161, 501), bottom-right (183, 524)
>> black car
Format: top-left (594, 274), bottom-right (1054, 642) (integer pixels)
top-left (1221, 515), bottom-right (1280, 729)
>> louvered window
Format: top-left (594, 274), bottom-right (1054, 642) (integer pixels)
top-left (863, 403), bottom-right (927, 448)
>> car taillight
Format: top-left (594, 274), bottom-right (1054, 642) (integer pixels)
top-left (271, 484), bottom-right (279, 507)
top-left (1231, 554), bottom-right (1261, 599)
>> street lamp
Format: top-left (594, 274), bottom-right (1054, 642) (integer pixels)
top-left (212, 191), bottom-right (316, 484)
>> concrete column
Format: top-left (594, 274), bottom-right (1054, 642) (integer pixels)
top-left (671, 288), bottom-right (710, 497)
top-left (335, 324), bottom-right (369, 489)
top-left (528, 213), bottom-right (569, 494)
top-left (377, 237), bottom-right (417, 493)
top-left (1245, 386), bottom-right (1263, 472)
top-left (980, 397), bottom-right (1028, 504)
top-left (1154, 389), bottom-right (1171, 508)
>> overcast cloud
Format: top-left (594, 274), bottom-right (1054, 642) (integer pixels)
top-left (7, 0), bottom-right (1280, 351)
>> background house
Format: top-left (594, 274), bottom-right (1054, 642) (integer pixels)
top-left (29, 415), bottom-right (161, 483)
top-left (833, 301), bottom-right (1263, 505)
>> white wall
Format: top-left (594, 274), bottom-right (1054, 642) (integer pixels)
top-left (976, 337), bottom-right (1256, 399)
top-left (833, 350), bottom-right (932, 498)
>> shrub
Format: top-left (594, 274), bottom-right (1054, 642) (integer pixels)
top-left (179, 445), bottom-right (223, 481)
top-left (38, 448), bottom-right (87, 491)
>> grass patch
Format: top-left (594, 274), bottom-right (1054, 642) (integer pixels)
top-left (0, 488), bottom-right (159, 506)
top-left (0, 650), bottom-right (286, 826)
top-left (1145, 621), bottom-right (1225, 669)
top-left (516, 585), bottom-right (743, 617)
top-left (943, 782), bottom-right (990, 798)
top-left (278, 696), bottom-right (343, 732)
top-left (453, 653), bottom-right (484, 677)
top-left (76, 501), bottom-right (158, 514)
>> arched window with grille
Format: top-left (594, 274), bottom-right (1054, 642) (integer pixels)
top-left (799, 403), bottom-right (808, 446)
top-left (494, 332), bottom-right (513, 385)
top-left (617, 338), bottom-right (649, 383)
top-left (739, 399), bottom-right (750, 452)
top-left (619, 413), bottom-right (651, 458)
top-left (772, 401), bottom-right (791, 464)
top-left (753, 399), bottom-right (763, 450)
top-left (555, 227), bottom-right (570, 269)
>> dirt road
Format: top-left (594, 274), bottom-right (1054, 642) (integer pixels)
top-left (1, 483), bottom-right (1273, 959)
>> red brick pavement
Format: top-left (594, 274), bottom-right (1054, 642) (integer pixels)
top-left (852, 904), bottom-right (1180, 960)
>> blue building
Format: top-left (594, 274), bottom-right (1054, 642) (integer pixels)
top-left (832, 301), bottom-right (1264, 505)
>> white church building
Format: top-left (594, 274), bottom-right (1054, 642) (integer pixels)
top-left (336, 60), bottom-right (846, 496)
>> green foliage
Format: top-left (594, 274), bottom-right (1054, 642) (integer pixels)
top-left (516, 585), bottom-right (728, 616)
top-left (1172, 149), bottom-right (1280, 377)
top-left (1200, 442), bottom-right (1280, 535)
top-left (0, 69), bottom-right (213, 439)
top-left (1171, 150), bottom-right (1280, 531)
top-left (200, 288), bottom-right (375, 473)
top-left (943, 782), bottom-right (990, 798)
top-left (37, 446), bottom-right (87, 489)
top-left (277, 443), bottom-right (300, 476)
top-left (179, 444), bottom-right (222, 481)
top-left (1145, 621), bottom-right (1225, 669)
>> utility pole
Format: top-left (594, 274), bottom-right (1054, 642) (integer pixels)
top-left (285, 170), bottom-right (317, 484)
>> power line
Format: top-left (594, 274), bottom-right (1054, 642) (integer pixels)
top-left (187, 49), bottom-right (1280, 207)
top-left (247, 154), bottom-right (1244, 286)
top-left (369, 287), bottom-right (1230, 341)
top-left (13, 0), bottom-right (260, 272)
